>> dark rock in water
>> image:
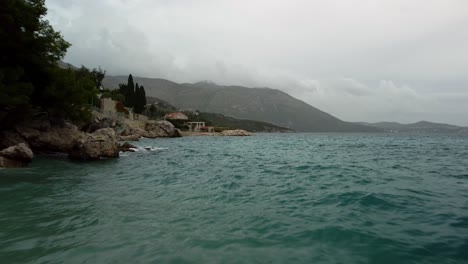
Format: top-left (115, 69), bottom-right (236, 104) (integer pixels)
top-left (68, 128), bottom-right (119, 161)
top-left (0, 143), bottom-right (34, 168)
top-left (118, 142), bottom-right (138, 152)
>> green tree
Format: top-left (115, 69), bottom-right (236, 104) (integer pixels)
top-left (118, 83), bottom-right (128, 102)
top-left (101, 88), bottom-right (125, 103)
top-left (44, 66), bottom-right (96, 121)
top-left (127, 74), bottom-right (135, 107)
top-left (134, 83), bottom-right (143, 114)
top-left (0, 0), bottom-right (98, 127)
top-left (135, 83), bottom-right (140, 111)
top-left (91, 67), bottom-right (106, 90)
top-left (141, 85), bottom-right (147, 107)
top-left (149, 103), bottom-right (156, 118)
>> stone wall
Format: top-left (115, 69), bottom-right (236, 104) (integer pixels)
top-left (101, 98), bottom-right (117, 114)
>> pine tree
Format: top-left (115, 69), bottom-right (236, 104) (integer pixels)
top-left (141, 85), bottom-right (147, 110)
top-left (134, 83), bottom-right (139, 113)
top-left (126, 74), bottom-right (135, 107)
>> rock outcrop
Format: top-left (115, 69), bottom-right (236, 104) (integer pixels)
top-left (220, 129), bottom-right (253, 136)
top-left (118, 142), bottom-right (138, 152)
top-left (136, 121), bottom-right (182, 138)
top-left (0, 111), bottom-right (185, 167)
top-left (2, 115), bottom-right (83, 153)
top-left (0, 143), bottom-right (34, 168)
top-left (0, 130), bottom-right (26, 150)
top-left (85, 116), bottom-right (133, 136)
top-left (68, 128), bottom-right (119, 161)
top-left (118, 134), bottom-right (141, 141)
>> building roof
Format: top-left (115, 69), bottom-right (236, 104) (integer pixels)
top-left (164, 112), bottom-right (188, 120)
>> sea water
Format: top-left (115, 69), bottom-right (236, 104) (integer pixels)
top-left (0, 133), bottom-right (467, 263)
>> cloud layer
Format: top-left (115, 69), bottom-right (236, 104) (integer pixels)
top-left (46, 0), bottom-right (468, 125)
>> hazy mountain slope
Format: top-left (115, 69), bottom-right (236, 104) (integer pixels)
top-left (358, 121), bottom-right (468, 133)
top-left (145, 96), bottom-right (293, 132)
top-left (103, 77), bottom-right (379, 132)
top-left (191, 112), bottom-right (294, 133)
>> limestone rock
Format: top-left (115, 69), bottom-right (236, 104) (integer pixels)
top-left (68, 128), bottom-right (119, 161)
top-left (118, 134), bottom-right (141, 141)
top-left (0, 143), bottom-right (34, 168)
top-left (118, 142), bottom-right (138, 152)
top-left (14, 119), bottom-right (82, 153)
top-left (220, 129), bottom-right (252, 136)
top-left (86, 117), bottom-right (132, 136)
top-left (174, 128), bottom-right (183, 138)
top-left (138, 121), bottom-right (182, 138)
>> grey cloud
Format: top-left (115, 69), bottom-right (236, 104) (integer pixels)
top-left (45, 0), bottom-right (468, 125)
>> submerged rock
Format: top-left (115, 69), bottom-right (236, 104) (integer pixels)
top-left (220, 129), bottom-right (253, 136)
top-left (68, 128), bottom-right (119, 161)
top-left (0, 143), bottom-right (34, 168)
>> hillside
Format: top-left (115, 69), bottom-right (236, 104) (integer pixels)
top-left (190, 112), bottom-right (293, 133)
top-left (104, 77), bottom-right (379, 132)
top-left (145, 96), bottom-right (292, 133)
top-left (358, 121), bottom-right (468, 133)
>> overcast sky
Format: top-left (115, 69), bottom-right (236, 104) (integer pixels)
top-left (46, 0), bottom-right (468, 125)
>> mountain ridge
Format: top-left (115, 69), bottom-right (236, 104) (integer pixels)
top-left (357, 121), bottom-right (468, 133)
top-left (104, 75), bottom-right (379, 132)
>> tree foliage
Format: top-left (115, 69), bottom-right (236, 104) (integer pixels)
top-left (0, 0), bottom-right (98, 127)
top-left (118, 74), bottom-right (147, 114)
top-left (101, 89), bottom-right (125, 103)
top-left (91, 67), bottom-right (106, 90)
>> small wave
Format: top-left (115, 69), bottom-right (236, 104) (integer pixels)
top-left (316, 191), bottom-right (402, 210)
top-left (129, 146), bottom-right (168, 152)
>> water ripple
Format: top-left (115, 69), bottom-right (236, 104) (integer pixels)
top-left (1, 133), bottom-right (468, 263)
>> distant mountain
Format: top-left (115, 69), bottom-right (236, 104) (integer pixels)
top-left (357, 121), bottom-right (468, 133)
top-left (103, 76), bottom-right (379, 132)
top-left (57, 61), bottom-right (79, 70)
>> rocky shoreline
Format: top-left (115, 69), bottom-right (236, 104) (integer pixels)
top-left (181, 129), bottom-right (253, 137)
top-left (0, 112), bottom-right (253, 168)
top-left (0, 112), bottom-right (182, 168)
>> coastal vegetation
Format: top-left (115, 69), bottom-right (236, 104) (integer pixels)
top-left (0, 0), bottom-right (102, 128)
top-left (117, 75), bottom-right (147, 114)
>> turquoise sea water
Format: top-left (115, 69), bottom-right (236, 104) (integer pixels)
top-left (1, 133), bottom-right (468, 264)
